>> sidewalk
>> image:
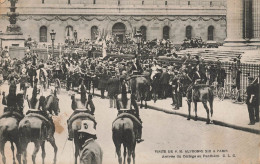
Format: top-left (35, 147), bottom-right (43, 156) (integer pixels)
top-left (138, 97), bottom-right (260, 134)
top-left (90, 88), bottom-right (260, 134)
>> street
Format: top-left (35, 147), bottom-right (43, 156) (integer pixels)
top-left (0, 84), bottom-right (259, 164)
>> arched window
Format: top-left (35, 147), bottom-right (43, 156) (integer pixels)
top-left (65, 26), bottom-right (73, 40)
top-left (208, 26), bottom-right (214, 40)
top-left (140, 26), bottom-right (147, 41)
top-left (39, 26), bottom-right (47, 42)
top-left (91, 26), bottom-right (98, 41)
top-left (163, 26), bottom-right (170, 40)
top-left (186, 26), bottom-right (192, 39)
top-left (112, 22), bottom-right (126, 43)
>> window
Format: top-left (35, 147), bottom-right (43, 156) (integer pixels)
top-left (163, 26), bottom-right (170, 40)
top-left (186, 26), bottom-right (192, 39)
top-left (188, 1), bottom-right (190, 5)
top-left (68, 0), bottom-right (70, 4)
top-left (65, 26), bottom-right (73, 39)
top-left (140, 26), bottom-right (147, 41)
top-left (165, 1), bottom-right (167, 5)
top-left (39, 26), bottom-right (47, 42)
top-left (142, 0), bottom-right (144, 5)
top-left (93, 0), bottom-right (96, 4)
top-left (91, 26), bottom-right (98, 41)
top-left (118, 0), bottom-right (120, 5)
top-left (42, 0), bottom-right (44, 4)
top-left (208, 26), bottom-right (214, 40)
top-left (210, 1), bottom-right (213, 6)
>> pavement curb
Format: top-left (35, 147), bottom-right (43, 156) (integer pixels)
top-left (143, 104), bottom-right (260, 135)
top-left (90, 92), bottom-right (260, 135)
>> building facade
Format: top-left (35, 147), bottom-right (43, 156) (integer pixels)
top-left (0, 0), bottom-right (227, 45)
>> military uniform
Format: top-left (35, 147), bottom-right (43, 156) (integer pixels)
top-left (246, 79), bottom-right (259, 125)
top-left (79, 138), bottom-right (103, 164)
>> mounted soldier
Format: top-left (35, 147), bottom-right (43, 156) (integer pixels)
top-left (115, 91), bottom-right (144, 143)
top-left (67, 93), bottom-right (97, 164)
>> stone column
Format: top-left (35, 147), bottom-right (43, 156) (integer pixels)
top-left (250, 0), bottom-right (260, 46)
top-left (224, 0), bottom-right (246, 46)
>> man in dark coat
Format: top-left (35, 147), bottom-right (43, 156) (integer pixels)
top-left (78, 120), bottom-right (103, 164)
top-left (107, 71), bottom-right (120, 108)
top-left (97, 69), bottom-right (108, 99)
top-left (246, 77), bottom-right (259, 125)
top-left (160, 67), bottom-right (170, 99)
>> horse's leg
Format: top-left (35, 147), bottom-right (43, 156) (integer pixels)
top-left (194, 102), bottom-right (198, 121)
top-left (202, 101), bottom-right (210, 124)
top-left (14, 140), bottom-right (22, 164)
top-left (41, 141), bottom-right (46, 164)
top-left (187, 101), bottom-right (191, 120)
top-left (0, 141), bottom-right (6, 164)
top-left (32, 142), bottom-right (41, 164)
top-left (115, 142), bottom-right (122, 164)
top-left (21, 142), bottom-right (28, 164)
top-left (132, 149), bottom-right (135, 164)
top-left (140, 99), bottom-right (143, 109)
top-left (123, 145), bottom-right (126, 164)
top-left (209, 99), bottom-right (213, 117)
top-left (48, 136), bottom-right (58, 164)
top-left (11, 142), bottom-right (16, 164)
top-left (74, 139), bottom-right (79, 164)
top-left (126, 146), bottom-right (132, 164)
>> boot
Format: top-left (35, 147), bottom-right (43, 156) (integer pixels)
top-left (136, 126), bottom-right (144, 143)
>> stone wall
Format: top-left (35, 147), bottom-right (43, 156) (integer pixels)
top-left (0, 15), bottom-right (226, 44)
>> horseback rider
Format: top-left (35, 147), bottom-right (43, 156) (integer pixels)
top-left (131, 57), bottom-right (143, 75)
top-left (77, 120), bottom-right (103, 164)
top-left (116, 88), bottom-right (144, 143)
top-left (68, 93), bottom-right (95, 140)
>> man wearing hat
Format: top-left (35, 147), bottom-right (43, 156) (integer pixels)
top-left (78, 120), bottom-right (103, 164)
top-left (107, 71), bottom-right (120, 108)
top-left (246, 77), bottom-right (259, 125)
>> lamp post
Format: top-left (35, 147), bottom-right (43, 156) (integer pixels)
top-left (135, 30), bottom-right (142, 58)
top-left (50, 29), bottom-right (56, 60)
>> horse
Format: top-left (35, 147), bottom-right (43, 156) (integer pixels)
top-left (0, 93), bottom-right (24, 164)
top-left (129, 76), bottom-right (150, 109)
top-left (67, 111), bottom-right (96, 164)
top-left (186, 84), bottom-right (214, 124)
top-left (112, 117), bottom-right (136, 164)
top-left (18, 93), bottom-right (60, 164)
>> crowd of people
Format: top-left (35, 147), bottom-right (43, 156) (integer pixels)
top-left (0, 37), bottom-right (259, 163)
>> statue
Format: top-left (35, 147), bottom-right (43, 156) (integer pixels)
top-left (6, 0), bottom-right (22, 33)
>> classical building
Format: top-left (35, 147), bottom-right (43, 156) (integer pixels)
top-left (224, 0), bottom-right (260, 46)
top-left (0, 0), bottom-right (227, 46)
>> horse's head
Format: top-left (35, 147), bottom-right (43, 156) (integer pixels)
top-left (45, 95), bottom-right (60, 116)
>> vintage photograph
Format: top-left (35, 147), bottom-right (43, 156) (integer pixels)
top-left (0, 0), bottom-right (259, 164)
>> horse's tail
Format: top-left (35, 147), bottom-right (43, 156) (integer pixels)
top-left (19, 120), bottom-right (31, 141)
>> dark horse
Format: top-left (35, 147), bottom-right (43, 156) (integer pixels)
top-left (186, 84), bottom-right (214, 124)
top-left (18, 94), bottom-right (60, 164)
top-left (0, 93), bottom-right (24, 164)
top-left (129, 76), bottom-right (150, 109)
top-left (112, 117), bottom-right (137, 164)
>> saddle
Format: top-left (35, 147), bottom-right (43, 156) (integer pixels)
top-left (25, 109), bottom-right (52, 126)
top-left (68, 111), bottom-right (97, 128)
top-left (0, 109), bottom-right (24, 121)
top-left (113, 112), bottom-right (142, 128)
